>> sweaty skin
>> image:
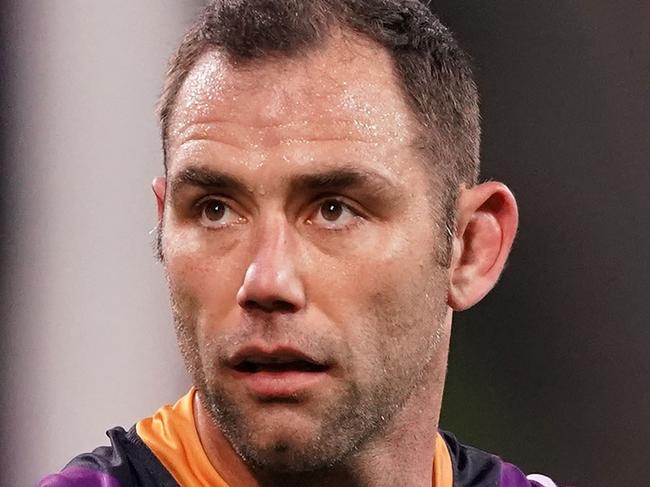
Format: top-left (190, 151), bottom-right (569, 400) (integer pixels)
top-left (155, 31), bottom-right (517, 487)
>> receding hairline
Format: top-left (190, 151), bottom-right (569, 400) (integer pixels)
top-left (161, 26), bottom-right (433, 159)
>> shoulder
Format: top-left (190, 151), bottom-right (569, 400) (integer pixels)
top-left (440, 430), bottom-right (571, 487)
top-left (37, 426), bottom-right (179, 487)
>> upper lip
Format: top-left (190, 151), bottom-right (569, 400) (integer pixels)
top-left (228, 345), bottom-right (327, 368)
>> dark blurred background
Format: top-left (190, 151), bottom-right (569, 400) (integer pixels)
top-left (435, 3), bottom-right (650, 487)
top-left (1, 2), bottom-right (648, 486)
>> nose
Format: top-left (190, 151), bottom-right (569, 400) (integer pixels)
top-left (236, 220), bottom-right (306, 313)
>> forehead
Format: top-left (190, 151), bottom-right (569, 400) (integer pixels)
top-left (167, 32), bottom-right (420, 153)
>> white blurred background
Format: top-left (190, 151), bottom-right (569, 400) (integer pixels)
top-left (1, 2), bottom-right (201, 483)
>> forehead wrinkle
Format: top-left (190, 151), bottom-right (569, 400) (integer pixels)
top-left (176, 135), bottom-right (247, 154)
top-left (171, 119), bottom-right (379, 155)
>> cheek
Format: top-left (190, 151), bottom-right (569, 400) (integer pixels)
top-left (164, 229), bottom-right (247, 334)
top-left (308, 229), bottom-right (445, 369)
top-left (308, 226), bottom-right (439, 321)
top-left (346, 271), bottom-right (445, 395)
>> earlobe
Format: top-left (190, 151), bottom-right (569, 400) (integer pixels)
top-left (152, 176), bottom-right (166, 221)
top-left (447, 182), bottom-right (518, 311)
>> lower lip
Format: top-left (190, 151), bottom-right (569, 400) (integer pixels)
top-left (231, 369), bottom-right (330, 398)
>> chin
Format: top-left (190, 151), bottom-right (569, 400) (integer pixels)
top-left (238, 436), bottom-right (340, 473)
top-left (244, 409), bottom-right (323, 451)
top-left (219, 403), bottom-right (349, 472)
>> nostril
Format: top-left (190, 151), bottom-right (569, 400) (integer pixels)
top-left (242, 299), bottom-right (297, 313)
top-left (272, 300), bottom-right (297, 312)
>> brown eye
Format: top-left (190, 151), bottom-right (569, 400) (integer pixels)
top-left (309, 199), bottom-right (359, 229)
top-left (198, 198), bottom-right (244, 229)
top-left (203, 200), bottom-right (226, 221)
top-left (320, 200), bottom-right (344, 222)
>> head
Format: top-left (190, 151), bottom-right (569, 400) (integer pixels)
top-left (152, 0), bottom-right (517, 477)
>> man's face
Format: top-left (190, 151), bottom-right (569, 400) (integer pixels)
top-left (161, 34), bottom-right (452, 472)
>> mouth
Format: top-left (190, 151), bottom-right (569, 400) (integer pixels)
top-left (233, 356), bottom-right (329, 374)
top-left (228, 347), bottom-right (331, 398)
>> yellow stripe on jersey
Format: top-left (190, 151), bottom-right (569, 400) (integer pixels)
top-left (434, 430), bottom-right (454, 487)
top-left (136, 388), bottom-right (229, 486)
top-left (137, 388), bottom-right (453, 487)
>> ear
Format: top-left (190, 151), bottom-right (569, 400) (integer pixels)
top-left (447, 181), bottom-right (518, 311)
top-left (152, 176), bottom-right (166, 221)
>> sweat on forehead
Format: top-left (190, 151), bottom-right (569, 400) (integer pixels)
top-left (165, 34), bottom-right (419, 160)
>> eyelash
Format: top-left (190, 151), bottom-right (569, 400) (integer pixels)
top-left (307, 197), bottom-right (365, 232)
top-left (190, 194), bottom-right (366, 231)
top-left (194, 196), bottom-right (245, 230)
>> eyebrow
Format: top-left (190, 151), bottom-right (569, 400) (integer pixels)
top-left (288, 167), bottom-right (400, 196)
top-left (168, 165), bottom-right (400, 197)
top-left (169, 167), bottom-right (251, 195)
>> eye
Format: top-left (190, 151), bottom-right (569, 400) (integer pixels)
top-left (198, 197), bottom-right (245, 229)
top-left (308, 199), bottom-right (360, 229)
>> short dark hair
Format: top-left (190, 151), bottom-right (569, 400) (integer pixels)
top-left (157, 0), bottom-right (480, 261)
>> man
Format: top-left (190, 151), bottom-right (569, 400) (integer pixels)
top-left (39, 1), bottom-right (566, 486)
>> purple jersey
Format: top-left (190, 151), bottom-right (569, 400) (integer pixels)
top-left (39, 427), bottom-right (571, 487)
